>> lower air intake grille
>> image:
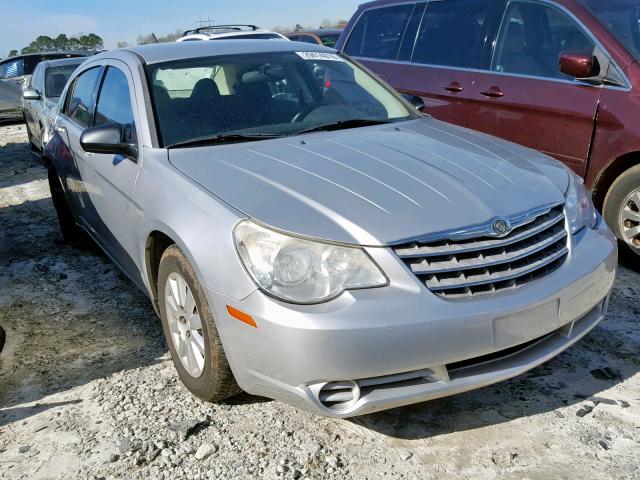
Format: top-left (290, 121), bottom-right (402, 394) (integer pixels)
top-left (393, 205), bottom-right (569, 299)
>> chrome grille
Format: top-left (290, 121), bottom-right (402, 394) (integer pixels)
top-left (394, 205), bottom-right (568, 298)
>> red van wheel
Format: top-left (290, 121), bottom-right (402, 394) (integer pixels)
top-left (603, 165), bottom-right (640, 260)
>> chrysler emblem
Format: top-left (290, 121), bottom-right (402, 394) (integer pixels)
top-left (492, 219), bottom-right (510, 236)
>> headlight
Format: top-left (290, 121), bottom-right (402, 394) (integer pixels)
top-left (234, 220), bottom-right (387, 304)
top-left (565, 171), bottom-right (597, 234)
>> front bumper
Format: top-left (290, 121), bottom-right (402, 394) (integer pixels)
top-left (208, 219), bottom-right (617, 417)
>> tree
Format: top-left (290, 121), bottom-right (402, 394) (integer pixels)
top-left (18, 33), bottom-right (103, 54)
top-left (294, 24), bottom-right (303, 32)
top-left (137, 30), bottom-right (183, 45)
top-left (116, 41), bottom-right (129, 49)
top-left (319, 19), bottom-right (348, 29)
top-left (54, 34), bottom-right (69, 50)
top-left (8, 49), bottom-right (18, 57)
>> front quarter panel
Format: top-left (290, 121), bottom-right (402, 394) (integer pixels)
top-left (135, 147), bottom-right (257, 301)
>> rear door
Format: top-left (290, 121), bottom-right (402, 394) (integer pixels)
top-left (341, 2), bottom-right (417, 82)
top-left (24, 64), bottom-right (42, 136)
top-left (389, 0), bottom-right (502, 126)
top-left (468, 0), bottom-right (602, 176)
top-left (53, 66), bottom-right (103, 216)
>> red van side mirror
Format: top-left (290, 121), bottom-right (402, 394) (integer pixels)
top-left (559, 51), bottom-right (600, 79)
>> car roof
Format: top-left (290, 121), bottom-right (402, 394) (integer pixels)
top-left (40, 57), bottom-right (86, 69)
top-left (356, 0), bottom-right (411, 9)
top-left (17, 50), bottom-right (91, 58)
top-left (179, 30), bottom-right (284, 41)
top-left (289, 29), bottom-right (343, 36)
top-left (120, 39), bottom-right (333, 65)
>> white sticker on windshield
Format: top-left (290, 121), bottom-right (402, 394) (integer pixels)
top-left (295, 52), bottom-right (344, 62)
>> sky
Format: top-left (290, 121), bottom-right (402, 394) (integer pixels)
top-left (1, 0), bottom-right (363, 57)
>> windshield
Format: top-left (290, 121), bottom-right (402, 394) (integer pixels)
top-left (147, 51), bottom-right (416, 147)
top-left (579, 0), bottom-right (640, 61)
top-left (45, 64), bottom-right (81, 98)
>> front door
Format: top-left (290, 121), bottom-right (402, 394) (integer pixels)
top-left (468, 0), bottom-right (602, 176)
top-left (79, 63), bottom-right (143, 285)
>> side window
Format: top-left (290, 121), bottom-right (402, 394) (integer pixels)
top-left (412, 0), bottom-right (493, 68)
top-left (297, 35), bottom-right (320, 45)
top-left (344, 4), bottom-right (414, 60)
top-left (492, 1), bottom-right (595, 80)
top-left (0, 58), bottom-right (24, 79)
top-left (95, 67), bottom-right (136, 143)
top-left (65, 67), bottom-right (102, 127)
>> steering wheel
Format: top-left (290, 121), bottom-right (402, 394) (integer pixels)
top-left (291, 103), bottom-right (320, 123)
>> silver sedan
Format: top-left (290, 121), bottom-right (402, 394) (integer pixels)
top-left (22, 57), bottom-right (85, 153)
top-left (44, 40), bottom-right (617, 417)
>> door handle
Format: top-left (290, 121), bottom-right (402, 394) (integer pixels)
top-left (54, 125), bottom-right (66, 133)
top-left (442, 82), bottom-right (464, 93)
top-left (480, 86), bottom-right (504, 98)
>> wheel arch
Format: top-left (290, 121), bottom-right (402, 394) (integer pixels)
top-left (593, 151), bottom-right (640, 210)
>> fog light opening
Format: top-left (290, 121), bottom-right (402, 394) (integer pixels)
top-left (318, 380), bottom-right (360, 411)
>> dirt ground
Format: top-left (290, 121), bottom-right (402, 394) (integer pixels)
top-left (0, 123), bottom-right (638, 480)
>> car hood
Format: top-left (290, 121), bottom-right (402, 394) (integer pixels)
top-left (168, 118), bottom-right (569, 246)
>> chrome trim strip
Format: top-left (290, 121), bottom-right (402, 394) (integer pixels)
top-left (427, 247), bottom-right (569, 291)
top-left (410, 230), bottom-right (568, 275)
top-left (390, 202), bottom-right (563, 246)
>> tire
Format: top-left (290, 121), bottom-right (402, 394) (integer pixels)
top-left (0, 326), bottom-right (5, 354)
top-left (603, 164), bottom-right (640, 260)
top-left (47, 165), bottom-right (90, 247)
top-left (158, 245), bottom-right (241, 402)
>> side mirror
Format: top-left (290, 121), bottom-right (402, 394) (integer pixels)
top-left (559, 51), bottom-right (600, 79)
top-left (402, 93), bottom-right (425, 112)
top-left (22, 88), bottom-right (40, 100)
top-left (80, 123), bottom-right (138, 159)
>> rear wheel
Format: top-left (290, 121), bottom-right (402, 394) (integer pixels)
top-left (158, 245), bottom-right (241, 402)
top-left (603, 164), bottom-right (640, 261)
top-left (47, 165), bottom-right (90, 247)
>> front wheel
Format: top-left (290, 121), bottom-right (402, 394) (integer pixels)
top-left (158, 245), bottom-right (241, 402)
top-left (603, 164), bottom-right (640, 261)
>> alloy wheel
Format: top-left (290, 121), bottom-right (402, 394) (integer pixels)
top-left (165, 272), bottom-right (206, 378)
top-left (620, 188), bottom-right (640, 252)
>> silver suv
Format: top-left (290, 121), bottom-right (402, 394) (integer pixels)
top-left (44, 40), bottom-right (617, 417)
top-left (176, 25), bottom-right (287, 42)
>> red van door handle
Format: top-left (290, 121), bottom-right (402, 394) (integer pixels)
top-left (480, 86), bottom-right (504, 98)
top-left (442, 82), bottom-right (464, 93)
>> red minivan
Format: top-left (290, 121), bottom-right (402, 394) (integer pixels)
top-left (337, 0), bottom-right (640, 261)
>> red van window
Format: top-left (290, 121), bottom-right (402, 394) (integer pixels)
top-left (344, 4), bottom-right (414, 60)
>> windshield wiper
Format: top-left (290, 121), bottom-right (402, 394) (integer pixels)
top-left (167, 133), bottom-right (285, 149)
top-left (294, 118), bottom-right (393, 135)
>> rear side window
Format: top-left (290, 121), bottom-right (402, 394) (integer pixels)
top-left (95, 67), bottom-right (136, 142)
top-left (492, 1), bottom-right (595, 80)
top-left (412, 0), bottom-right (493, 68)
top-left (291, 35), bottom-right (320, 45)
top-left (65, 67), bottom-right (102, 127)
top-left (45, 64), bottom-right (81, 98)
top-left (0, 58), bottom-right (24, 79)
top-left (344, 4), bottom-right (414, 60)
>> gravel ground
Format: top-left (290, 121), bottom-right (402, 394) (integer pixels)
top-left (0, 123), bottom-right (638, 480)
